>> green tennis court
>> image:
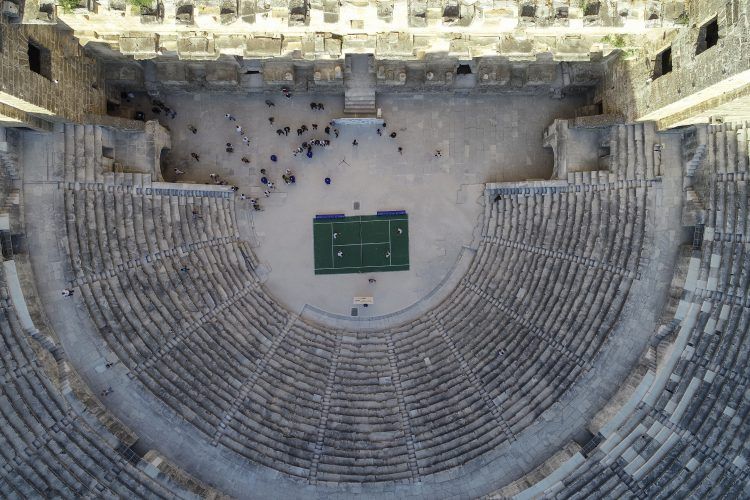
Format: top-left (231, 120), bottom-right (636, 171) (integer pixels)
top-left (313, 214), bottom-right (409, 275)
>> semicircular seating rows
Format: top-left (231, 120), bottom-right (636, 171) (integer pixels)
top-left (56, 121), bottom-right (659, 485)
top-left (0, 132), bottom-right (194, 499)
top-left (516, 123), bottom-right (750, 499)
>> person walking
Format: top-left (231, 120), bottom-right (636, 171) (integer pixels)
top-left (352, 139), bottom-right (358, 147)
top-left (188, 125), bottom-right (197, 134)
top-left (268, 117), bottom-right (275, 125)
top-left (265, 99), bottom-right (275, 107)
top-left (241, 157), bottom-right (250, 164)
top-left (235, 125), bottom-right (244, 135)
top-left (270, 154), bottom-right (278, 162)
top-left (398, 146), bottom-right (403, 155)
top-left (325, 126), bottom-right (330, 135)
top-left (390, 131), bottom-right (397, 139)
top-left (225, 113), bottom-right (236, 121)
top-left (226, 143), bottom-right (234, 153)
top-left (62, 288), bottom-right (75, 297)
top-left (191, 153), bottom-right (200, 162)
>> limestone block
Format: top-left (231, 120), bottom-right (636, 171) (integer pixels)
top-left (155, 62), bottom-right (188, 83)
top-left (376, 0), bottom-right (393, 21)
top-left (322, 0), bottom-right (339, 22)
top-left (414, 34), bottom-right (451, 54)
top-left (281, 35), bottom-right (304, 55)
top-left (467, 36), bottom-right (500, 57)
top-left (205, 63), bottom-right (239, 85)
top-left (119, 33), bottom-right (159, 59)
top-left (217, 0), bottom-right (238, 23)
top-left (424, 64), bottom-right (454, 85)
top-left (477, 62), bottom-right (510, 86)
top-left (376, 63), bottom-right (407, 85)
top-left (499, 35), bottom-right (534, 59)
top-left (246, 35), bottom-right (282, 56)
top-left (342, 33), bottom-right (376, 52)
top-left (215, 35), bottom-right (247, 56)
top-left (526, 63), bottom-right (557, 85)
top-left (177, 33), bottom-right (218, 60)
top-left (262, 61), bottom-right (295, 83)
top-left (409, 0), bottom-right (427, 26)
top-left (313, 61), bottom-right (344, 84)
top-left (449, 36), bottom-right (471, 58)
top-left (288, 0), bottom-right (309, 26)
top-left (324, 34), bottom-right (343, 56)
top-left (376, 32), bottom-right (414, 57)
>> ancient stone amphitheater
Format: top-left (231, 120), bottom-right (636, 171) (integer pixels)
top-left (1, 0), bottom-right (749, 498)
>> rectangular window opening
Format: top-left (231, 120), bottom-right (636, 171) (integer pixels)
top-left (27, 40), bottom-right (53, 81)
top-left (653, 46), bottom-right (672, 79)
top-left (696, 17), bottom-right (719, 55)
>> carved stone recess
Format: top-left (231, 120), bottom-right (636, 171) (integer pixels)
top-left (53, 1), bottom-right (686, 61)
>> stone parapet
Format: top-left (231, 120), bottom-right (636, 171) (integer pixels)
top-left (53, 1), bottom-right (685, 61)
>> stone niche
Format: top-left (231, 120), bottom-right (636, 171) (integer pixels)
top-left (155, 61), bottom-right (188, 84)
top-left (477, 60), bottom-right (511, 87)
top-left (262, 61), bottom-right (295, 84)
top-left (119, 33), bottom-right (160, 59)
top-left (525, 62), bottom-right (558, 86)
top-left (246, 35), bottom-right (282, 56)
top-left (376, 32), bottom-right (414, 58)
top-left (175, 0), bottom-right (194, 24)
top-left (219, 0), bottom-right (238, 23)
top-left (313, 61), bottom-right (344, 85)
top-left (376, 0), bottom-right (393, 22)
top-left (376, 63), bottom-right (407, 86)
top-left (177, 33), bottom-right (218, 60)
top-left (205, 62), bottom-right (240, 86)
top-left (424, 63), bottom-right (456, 86)
top-left (288, 0), bottom-right (308, 26)
top-left (322, 0), bottom-right (339, 23)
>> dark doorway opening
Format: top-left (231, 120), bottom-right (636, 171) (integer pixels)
top-left (27, 41), bottom-right (53, 80)
top-left (456, 64), bottom-right (472, 75)
top-left (696, 17), bottom-right (719, 55)
top-left (106, 100), bottom-right (120, 114)
top-left (584, 2), bottom-right (600, 16)
top-left (653, 47), bottom-right (672, 79)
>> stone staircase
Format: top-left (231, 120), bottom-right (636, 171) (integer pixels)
top-left (344, 54), bottom-right (376, 116)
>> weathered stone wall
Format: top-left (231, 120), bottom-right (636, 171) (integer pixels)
top-left (0, 17), bottom-right (107, 125)
top-left (120, 54), bottom-right (604, 96)
top-left (55, 0), bottom-right (686, 61)
top-left (598, 0), bottom-right (750, 128)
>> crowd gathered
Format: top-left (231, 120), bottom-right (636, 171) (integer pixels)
top-left (161, 88), bottom-right (423, 212)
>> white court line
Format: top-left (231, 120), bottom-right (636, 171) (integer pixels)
top-left (329, 222), bottom-right (335, 268)
top-left (333, 242), bottom-right (390, 247)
